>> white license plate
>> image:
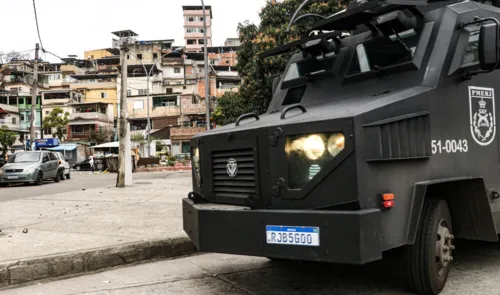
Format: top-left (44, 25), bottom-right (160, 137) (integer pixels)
top-left (7, 176), bottom-right (18, 180)
top-left (266, 225), bottom-right (320, 247)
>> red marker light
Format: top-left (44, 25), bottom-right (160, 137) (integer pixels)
top-left (383, 200), bottom-right (395, 209)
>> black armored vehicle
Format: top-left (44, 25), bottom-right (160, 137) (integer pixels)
top-left (183, 0), bottom-right (500, 293)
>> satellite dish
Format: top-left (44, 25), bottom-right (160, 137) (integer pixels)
top-left (24, 74), bottom-right (34, 85)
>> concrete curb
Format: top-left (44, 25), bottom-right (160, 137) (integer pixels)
top-left (0, 236), bottom-right (196, 288)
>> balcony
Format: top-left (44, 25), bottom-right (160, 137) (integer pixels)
top-left (98, 65), bottom-right (119, 73)
top-left (70, 81), bottom-right (116, 90)
top-left (162, 57), bottom-right (184, 66)
top-left (67, 132), bottom-right (90, 140)
top-left (61, 65), bottom-right (85, 75)
top-left (69, 112), bottom-right (112, 123)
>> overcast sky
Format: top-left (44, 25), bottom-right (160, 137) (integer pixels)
top-left (1, 0), bottom-right (267, 62)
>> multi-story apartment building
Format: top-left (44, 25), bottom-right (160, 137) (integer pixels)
top-left (183, 5), bottom-right (213, 52)
top-left (66, 102), bottom-right (114, 142)
top-left (0, 60), bottom-right (42, 139)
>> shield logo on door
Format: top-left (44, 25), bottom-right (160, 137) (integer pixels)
top-left (469, 86), bottom-right (496, 146)
top-left (226, 158), bottom-right (238, 177)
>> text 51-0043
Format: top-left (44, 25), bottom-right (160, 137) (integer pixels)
top-left (431, 139), bottom-right (468, 154)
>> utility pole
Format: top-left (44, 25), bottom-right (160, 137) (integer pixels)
top-left (30, 43), bottom-right (39, 150)
top-left (201, 1), bottom-right (210, 130)
top-left (117, 43), bottom-right (133, 187)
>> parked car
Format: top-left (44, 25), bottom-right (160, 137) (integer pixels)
top-left (0, 151), bottom-right (64, 186)
top-left (53, 152), bottom-right (71, 179)
top-left (73, 158), bottom-right (93, 171)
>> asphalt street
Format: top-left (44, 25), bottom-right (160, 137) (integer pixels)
top-left (0, 171), bottom-right (176, 202)
top-left (3, 240), bottom-right (500, 295)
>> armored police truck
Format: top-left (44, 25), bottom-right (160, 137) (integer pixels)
top-left (183, 0), bottom-right (500, 293)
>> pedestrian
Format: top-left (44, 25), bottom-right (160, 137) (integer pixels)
top-left (89, 156), bottom-right (95, 173)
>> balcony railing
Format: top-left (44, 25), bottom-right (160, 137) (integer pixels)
top-left (61, 65), bottom-right (86, 75)
top-left (69, 112), bottom-right (111, 123)
top-left (68, 132), bottom-right (91, 140)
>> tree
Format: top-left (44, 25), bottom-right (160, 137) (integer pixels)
top-left (214, 0), bottom-right (348, 125)
top-left (0, 51), bottom-right (31, 63)
top-left (156, 140), bottom-right (168, 153)
top-left (89, 127), bottom-right (114, 144)
top-left (131, 133), bottom-right (157, 157)
top-left (0, 126), bottom-right (18, 158)
top-left (42, 108), bottom-right (70, 141)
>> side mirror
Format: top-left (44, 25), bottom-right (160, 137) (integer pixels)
top-left (479, 23), bottom-right (499, 70)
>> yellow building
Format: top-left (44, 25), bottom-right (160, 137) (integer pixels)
top-left (70, 74), bottom-right (119, 118)
top-left (84, 48), bottom-right (118, 60)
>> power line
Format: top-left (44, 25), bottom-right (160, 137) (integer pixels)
top-left (32, 0), bottom-right (44, 50)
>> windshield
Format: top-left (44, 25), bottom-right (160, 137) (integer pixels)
top-left (347, 28), bottom-right (423, 76)
top-left (283, 53), bottom-right (337, 82)
top-left (8, 152), bottom-right (41, 163)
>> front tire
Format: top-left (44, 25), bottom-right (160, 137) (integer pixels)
top-left (66, 170), bottom-right (71, 179)
top-left (404, 198), bottom-right (455, 295)
top-left (75, 166), bottom-right (81, 172)
top-left (35, 172), bottom-right (43, 186)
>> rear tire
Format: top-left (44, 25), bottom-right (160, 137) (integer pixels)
top-left (54, 170), bottom-right (62, 183)
top-left (404, 198), bottom-right (454, 295)
top-left (75, 166), bottom-right (81, 172)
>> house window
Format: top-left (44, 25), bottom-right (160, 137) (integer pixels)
top-left (199, 27), bottom-right (205, 33)
top-left (153, 53), bottom-right (158, 59)
top-left (210, 59), bottom-right (215, 65)
top-left (45, 111), bottom-right (50, 115)
top-left (186, 28), bottom-right (197, 34)
top-left (127, 90), bottom-right (132, 97)
top-left (20, 114), bottom-right (25, 121)
top-left (198, 39), bottom-right (205, 45)
top-left (11, 117), bottom-right (16, 124)
top-left (187, 39), bottom-right (197, 45)
top-left (71, 125), bottom-right (84, 133)
top-left (127, 55), bottom-right (130, 59)
top-left (138, 89), bottom-right (149, 95)
top-left (187, 16), bottom-right (195, 22)
top-left (199, 16), bottom-right (204, 22)
top-left (137, 54), bottom-right (143, 60)
top-left (153, 97), bottom-right (178, 107)
top-left (174, 67), bottom-right (181, 74)
top-left (101, 92), bottom-right (108, 98)
top-left (166, 88), bottom-right (173, 94)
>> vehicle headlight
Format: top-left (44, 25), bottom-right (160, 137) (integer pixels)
top-left (285, 132), bottom-right (345, 189)
top-left (25, 168), bottom-right (36, 173)
top-left (303, 135), bottom-right (325, 160)
top-left (191, 148), bottom-right (201, 186)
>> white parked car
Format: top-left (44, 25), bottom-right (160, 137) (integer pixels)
top-left (53, 152), bottom-right (71, 180)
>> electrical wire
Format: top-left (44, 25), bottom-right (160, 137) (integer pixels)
top-left (32, 0), bottom-right (44, 50)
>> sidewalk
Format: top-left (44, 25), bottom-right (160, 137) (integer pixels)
top-left (0, 172), bottom-right (196, 288)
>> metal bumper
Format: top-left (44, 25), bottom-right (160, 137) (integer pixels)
top-left (0, 172), bottom-right (36, 183)
top-left (183, 198), bottom-right (383, 265)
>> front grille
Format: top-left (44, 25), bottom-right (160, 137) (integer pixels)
top-left (3, 177), bottom-right (26, 181)
top-left (5, 169), bottom-right (23, 173)
top-left (212, 148), bottom-right (257, 199)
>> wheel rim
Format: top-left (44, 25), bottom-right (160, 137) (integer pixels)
top-left (435, 219), bottom-right (455, 276)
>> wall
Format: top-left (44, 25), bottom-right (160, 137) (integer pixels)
top-left (85, 49), bottom-right (114, 60)
top-left (197, 77), bottom-right (217, 98)
top-left (84, 89), bottom-right (118, 118)
top-left (180, 94), bottom-right (206, 115)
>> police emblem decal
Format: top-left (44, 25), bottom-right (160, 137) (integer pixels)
top-left (470, 86), bottom-right (496, 146)
top-left (226, 158), bottom-right (238, 177)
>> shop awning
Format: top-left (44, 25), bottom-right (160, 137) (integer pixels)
top-left (46, 144), bottom-right (78, 151)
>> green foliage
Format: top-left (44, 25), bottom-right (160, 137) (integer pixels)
top-left (131, 133), bottom-right (157, 157)
top-left (0, 126), bottom-right (17, 158)
top-left (89, 127), bottom-right (114, 144)
top-left (156, 141), bottom-right (168, 153)
top-left (42, 108), bottom-right (70, 141)
top-left (214, 0), bottom-right (347, 126)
